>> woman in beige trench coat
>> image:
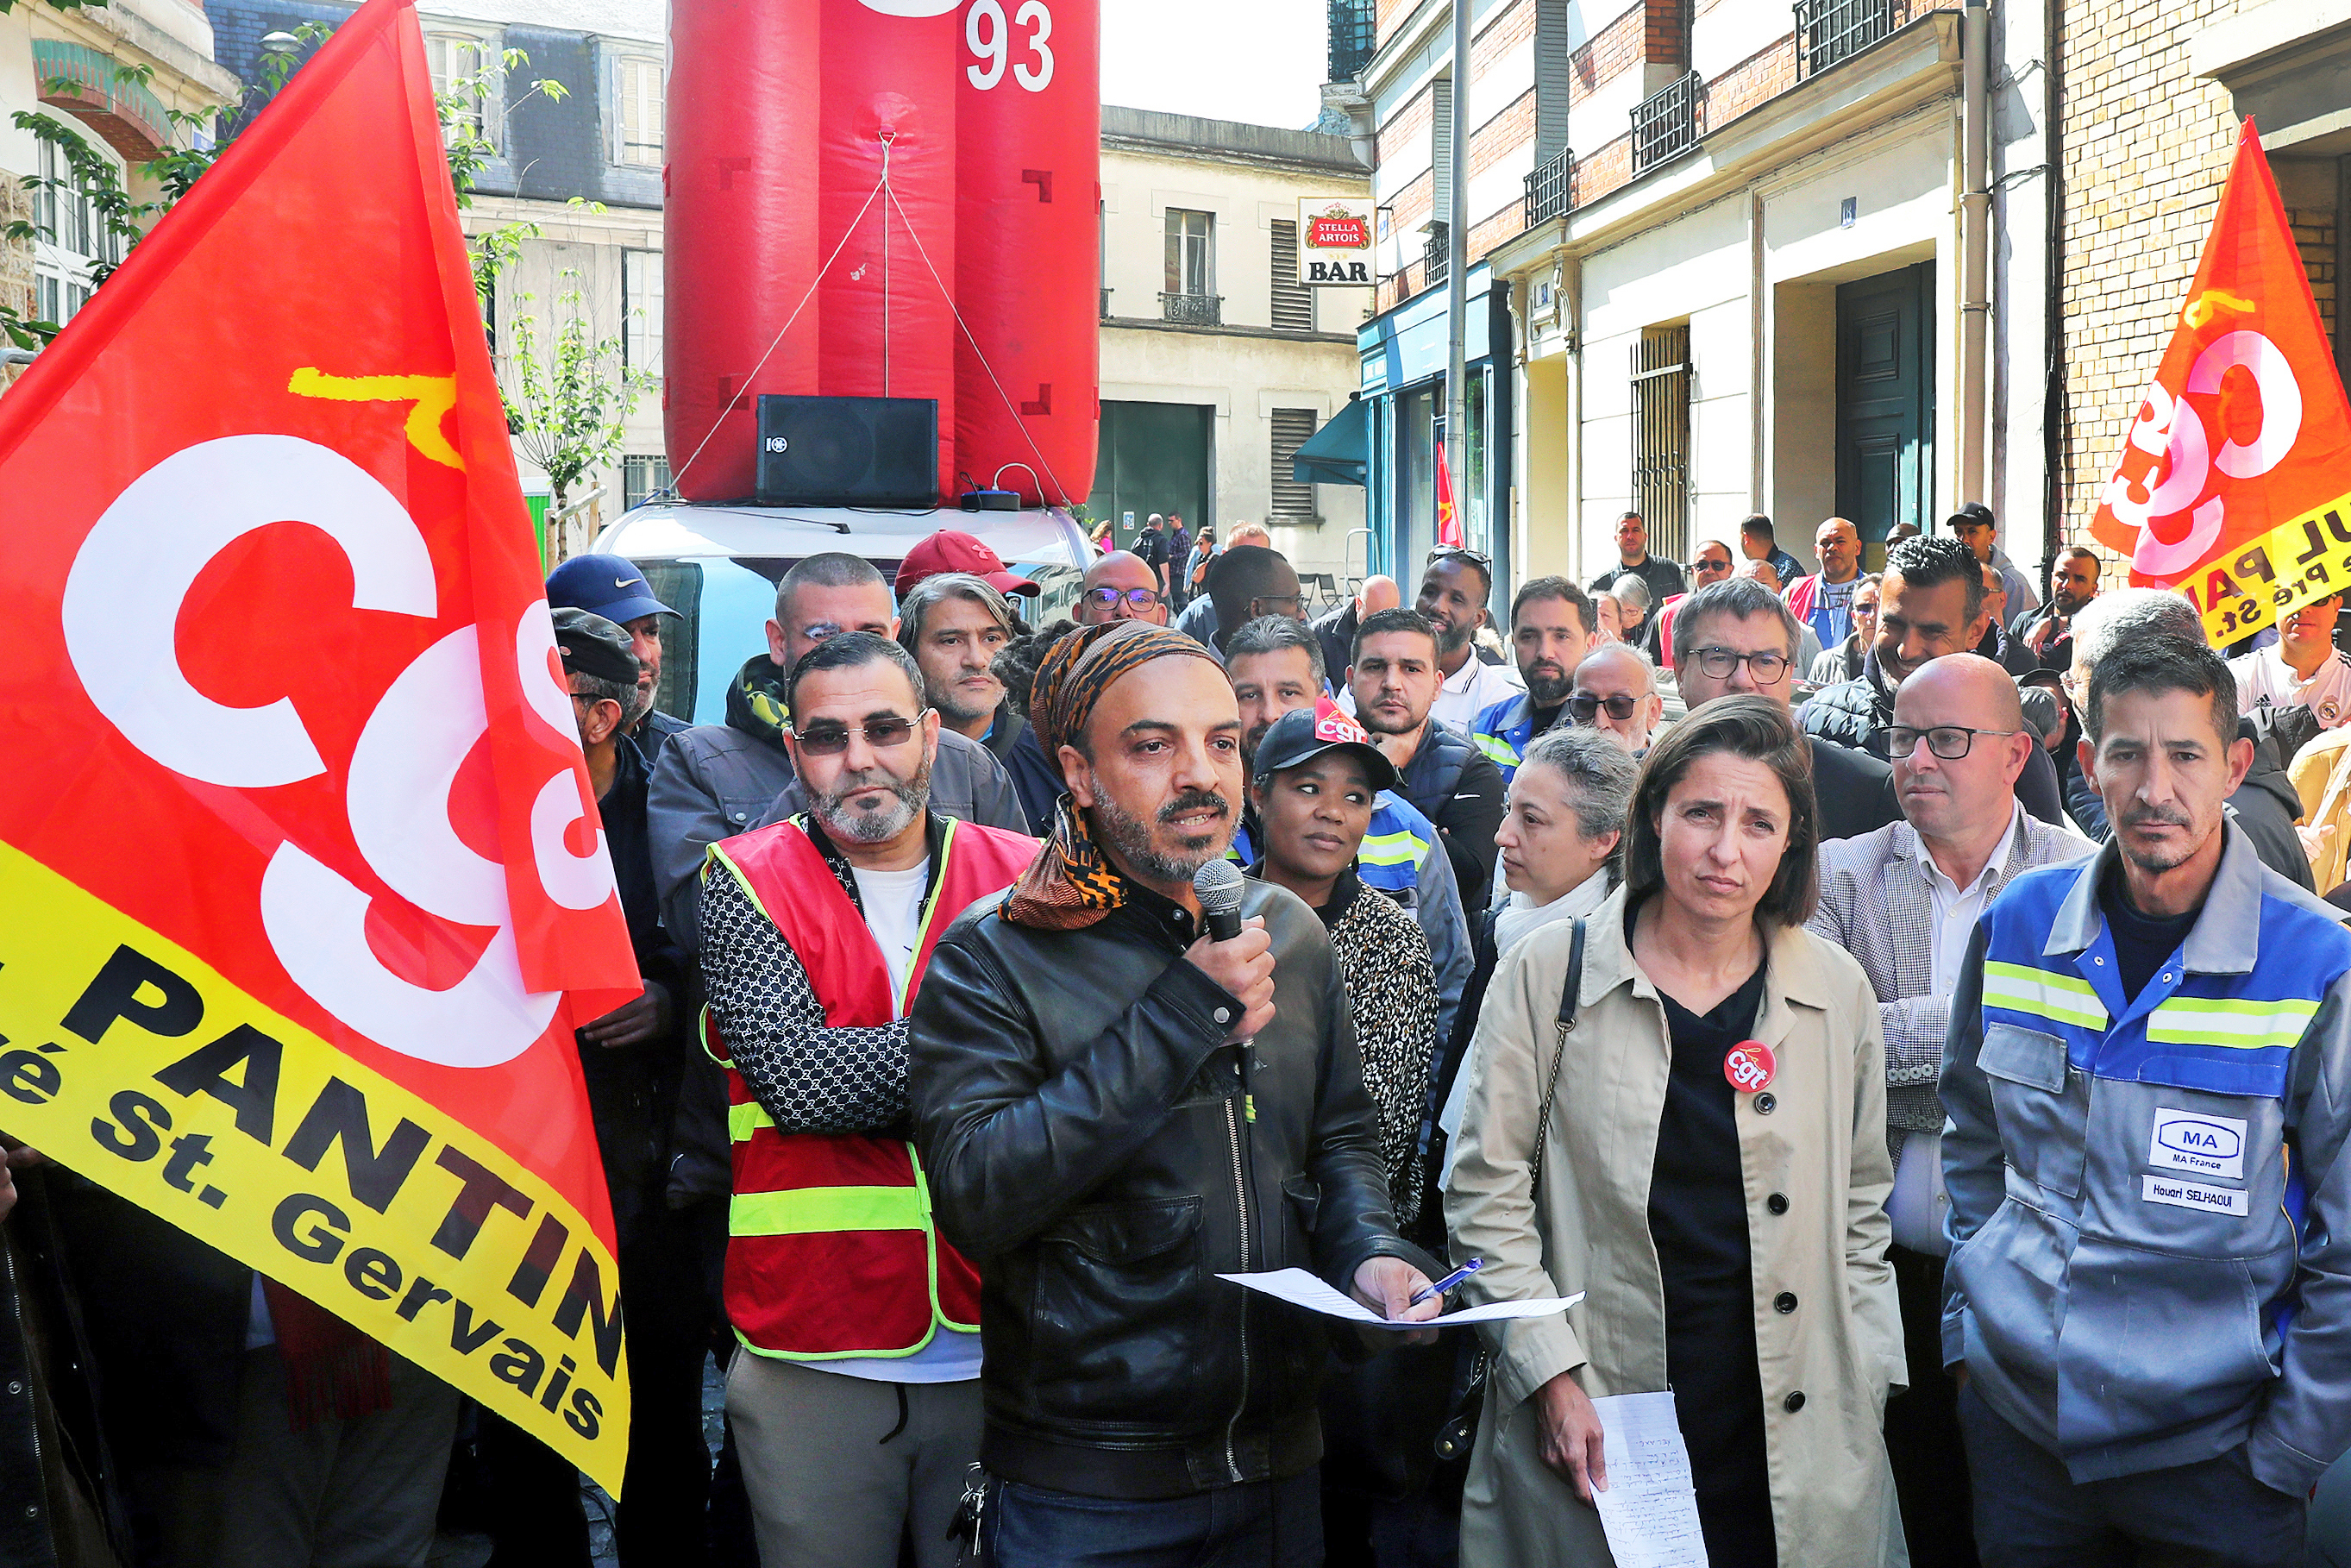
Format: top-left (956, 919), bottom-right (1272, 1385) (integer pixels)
top-left (1445, 696), bottom-right (1908, 1567)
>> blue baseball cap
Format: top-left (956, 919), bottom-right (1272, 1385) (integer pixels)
top-left (546, 553), bottom-right (676, 624)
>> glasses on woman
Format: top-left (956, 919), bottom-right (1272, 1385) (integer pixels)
top-left (1084, 586), bottom-right (1163, 611)
top-left (791, 712), bottom-right (930, 756)
top-left (1567, 693), bottom-right (1641, 722)
top-left (1687, 646), bottom-right (1790, 682)
top-left (1884, 725), bottom-right (2019, 761)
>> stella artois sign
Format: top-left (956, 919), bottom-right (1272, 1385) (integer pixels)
top-left (1298, 197), bottom-right (1376, 286)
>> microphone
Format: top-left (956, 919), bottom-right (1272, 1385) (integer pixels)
top-left (1193, 858), bottom-right (1246, 943)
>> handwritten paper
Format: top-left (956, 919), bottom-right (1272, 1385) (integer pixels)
top-left (1589, 1391), bottom-right (1708, 1568)
top-left (1216, 1269), bottom-right (1582, 1328)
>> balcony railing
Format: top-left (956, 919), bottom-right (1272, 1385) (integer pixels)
top-left (1423, 222), bottom-right (1449, 288)
top-left (1327, 0), bottom-right (1376, 84)
top-left (1525, 147), bottom-right (1574, 227)
top-left (1631, 71), bottom-right (1702, 174)
top-left (1160, 292), bottom-right (1222, 326)
top-left (1795, 0), bottom-right (1896, 78)
top-left (1100, 285), bottom-right (1113, 318)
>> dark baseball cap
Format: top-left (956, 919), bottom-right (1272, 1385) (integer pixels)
top-left (552, 608), bottom-right (641, 687)
top-left (1251, 698), bottom-right (1397, 793)
top-left (546, 553), bottom-right (676, 624)
top-left (896, 530), bottom-right (1042, 599)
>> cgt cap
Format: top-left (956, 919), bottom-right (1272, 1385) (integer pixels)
top-left (896, 530), bottom-right (1042, 599)
top-left (1252, 697), bottom-right (1397, 793)
top-left (552, 607), bottom-right (641, 688)
top-left (546, 553), bottom-right (676, 625)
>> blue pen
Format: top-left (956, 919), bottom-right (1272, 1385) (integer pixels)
top-left (1410, 1257), bottom-right (1483, 1307)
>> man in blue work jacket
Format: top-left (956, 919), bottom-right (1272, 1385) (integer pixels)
top-left (1942, 633), bottom-right (2351, 1565)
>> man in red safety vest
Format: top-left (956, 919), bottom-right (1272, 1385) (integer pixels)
top-left (698, 630), bottom-right (1037, 1568)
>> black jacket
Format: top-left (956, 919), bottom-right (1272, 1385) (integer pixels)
top-left (1802, 657), bottom-right (2068, 827)
top-left (1311, 601), bottom-right (1359, 692)
top-left (1809, 736), bottom-right (1903, 844)
top-left (1395, 719), bottom-right (1508, 899)
top-left (908, 875), bottom-right (1428, 1500)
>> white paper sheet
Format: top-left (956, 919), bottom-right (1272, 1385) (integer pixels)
top-left (1215, 1269), bottom-right (1583, 1328)
top-left (1589, 1390), bottom-right (1709, 1568)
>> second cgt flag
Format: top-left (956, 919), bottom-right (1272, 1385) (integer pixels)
top-left (0, 0), bottom-right (642, 1490)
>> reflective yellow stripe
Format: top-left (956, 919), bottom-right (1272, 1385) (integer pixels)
top-left (729, 1185), bottom-right (928, 1237)
top-left (1982, 960), bottom-right (2108, 1031)
top-left (729, 1100), bottom-right (775, 1142)
top-left (2147, 996), bottom-right (2318, 1052)
top-left (1358, 829), bottom-right (1427, 868)
top-left (1474, 733), bottom-right (1521, 768)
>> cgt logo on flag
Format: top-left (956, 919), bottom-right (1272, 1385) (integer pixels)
top-left (2089, 121), bottom-right (2351, 643)
top-left (0, 0), bottom-right (640, 1491)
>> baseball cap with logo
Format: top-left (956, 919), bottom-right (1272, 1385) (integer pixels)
top-left (1251, 697), bottom-right (1398, 793)
top-left (546, 553), bottom-right (677, 625)
top-left (551, 607), bottom-right (642, 687)
top-left (894, 530), bottom-right (1043, 599)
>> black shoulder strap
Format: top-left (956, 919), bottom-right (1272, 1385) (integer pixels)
top-left (1529, 917), bottom-right (1587, 1195)
top-left (1555, 917), bottom-right (1587, 1030)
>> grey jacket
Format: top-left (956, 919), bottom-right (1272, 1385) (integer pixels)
top-left (1942, 824), bottom-right (2351, 1494)
top-left (1809, 809), bottom-right (2091, 1165)
top-left (647, 722), bottom-right (1027, 950)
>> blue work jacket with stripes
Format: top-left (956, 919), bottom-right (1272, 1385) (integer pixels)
top-left (1469, 692), bottom-right (1555, 783)
top-left (1940, 823), bottom-right (2351, 1496)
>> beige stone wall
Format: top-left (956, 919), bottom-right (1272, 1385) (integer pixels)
top-left (2056, 0), bottom-right (2337, 564)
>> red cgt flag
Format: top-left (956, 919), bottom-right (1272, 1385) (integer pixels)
top-left (1435, 437), bottom-right (1464, 549)
top-left (2088, 120), bottom-right (2351, 643)
top-left (0, 0), bottom-right (638, 1488)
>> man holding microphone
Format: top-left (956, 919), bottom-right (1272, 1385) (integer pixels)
top-left (909, 620), bottom-right (1443, 1564)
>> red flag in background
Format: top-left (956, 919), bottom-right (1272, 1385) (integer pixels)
top-left (2087, 121), bottom-right (2351, 643)
top-left (1435, 437), bottom-right (1464, 549)
top-left (0, 0), bottom-right (637, 1489)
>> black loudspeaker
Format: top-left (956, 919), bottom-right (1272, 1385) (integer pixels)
top-left (755, 395), bottom-right (937, 506)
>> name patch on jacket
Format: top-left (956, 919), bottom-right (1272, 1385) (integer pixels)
top-left (2149, 1107), bottom-right (2248, 1180)
top-left (2142, 1173), bottom-right (2250, 1216)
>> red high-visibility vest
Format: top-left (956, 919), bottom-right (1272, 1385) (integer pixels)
top-left (704, 815), bottom-right (1035, 1360)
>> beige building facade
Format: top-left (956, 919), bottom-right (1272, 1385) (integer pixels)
top-left (1095, 107), bottom-right (1374, 584)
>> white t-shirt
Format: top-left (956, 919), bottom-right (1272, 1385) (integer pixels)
top-left (1339, 654), bottom-right (1525, 732)
top-left (850, 860), bottom-right (931, 1015)
top-left (2229, 644), bottom-right (2351, 729)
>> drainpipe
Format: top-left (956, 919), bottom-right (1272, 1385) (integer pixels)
top-left (1446, 0), bottom-right (1471, 551)
top-left (1959, 0), bottom-right (1991, 508)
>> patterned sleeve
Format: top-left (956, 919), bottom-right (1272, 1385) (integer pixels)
top-left (698, 862), bottom-right (911, 1135)
top-left (1338, 895), bottom-right (1441, 1228)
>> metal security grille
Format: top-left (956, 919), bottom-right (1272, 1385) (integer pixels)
top-left (1525, 147), bottom-right (1574, 227)
top-left (1424, 221), bottom-right (1449, 289)
top-left (1796, 0), bottom-right (1896, 78)
top-left (1631, 326), bottom-right (1691, 562)
top-left (1630, 71), bottom-right (1701, 173)
top-left (1270, 221), bottom-right (1313, 332)
top-left (1270, 410), bottom-right (1320, 520)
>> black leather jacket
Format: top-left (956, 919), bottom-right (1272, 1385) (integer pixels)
top-left (908, 875), bottom-right (1428, 1500)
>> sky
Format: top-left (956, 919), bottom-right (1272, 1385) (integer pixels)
top-left (1099, 0), bottom-right (1328, 131)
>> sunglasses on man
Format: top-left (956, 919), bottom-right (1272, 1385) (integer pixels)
top-left (1567, 692), bottom-right (1643, 723)
top-left (790, 712), bottom-right (931, 756)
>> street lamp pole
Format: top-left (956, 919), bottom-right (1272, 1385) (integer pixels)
top-left (1445, 0), bottom-right (1470, 551)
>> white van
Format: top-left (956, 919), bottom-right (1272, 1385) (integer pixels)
top-left (589, 500), bottom-right (1095, 725)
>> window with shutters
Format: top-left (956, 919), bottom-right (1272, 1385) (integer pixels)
top-left (1534, 0), bottom-right (1572, 163)
top-left (1270, 409), bottom-right (1320, 521)
top-left (611, 55), bottom-right (663, 166)
top-left (1270, 220), bottom-right (1313, 333)
top-left (1430, 77), bottom-right (1453, 222)
top-left (624, 249), bottom-right (663, 374)
top-left (427, 32), bottom-right (498, 149)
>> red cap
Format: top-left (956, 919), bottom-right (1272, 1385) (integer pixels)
top-left (894, 530), bottom-right (1041, 599)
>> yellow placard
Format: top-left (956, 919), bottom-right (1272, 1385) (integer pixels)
top-left (2177, 486), bottom-right (2351, 647)
top-left (0, 840), bottom-right (630, 1493)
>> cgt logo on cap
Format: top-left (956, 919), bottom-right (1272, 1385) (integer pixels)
top-left (1313, 701), bottom-right (1370, 749)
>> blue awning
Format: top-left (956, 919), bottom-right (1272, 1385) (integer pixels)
top-left (1291, 398), bottom-right (1368, 487)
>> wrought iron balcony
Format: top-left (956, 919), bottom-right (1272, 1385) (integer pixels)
top-left (1159, 292), bottom-right (1222, 326)
top-left (1525, 147), bottom-right (1574, 227)
top-left (1631, 71), bottom-right (1702, 174)
top-left (1327, 0), bottom-right (1376, 84)
top-left (1423, 222), bottom-right (1449, 288)
top-left (1795, 0), bottom-right (1896, 79)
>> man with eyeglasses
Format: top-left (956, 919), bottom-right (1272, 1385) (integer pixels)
top-left (1672, 576), bottom-right (1902, 842)
top-left (1809, 655), bottom-right (2089, 1568)
top-left (1416, 547), bottom-right (1527, 731)
top-left (699, 630), bottom-right (1038, 1568)
top-left (1643, 537), bottom-right (1733, 669)
top-left (1075, 551), bottom-right (1170, 627)
top-left (1566, 643), bottom-right (1663, 757)
top-left (1470, 576), bottom-right (1591, 781)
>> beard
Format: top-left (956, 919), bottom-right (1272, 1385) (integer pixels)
top-left (1091, 787), bottom-right (1234, 883)
top-left (934, 680), bottom-right (999, 731)
top-left (1431, 617), bottom-right (1473, 659)
top-left (812, 752), bottom-right (933, 844)
top-left (628, 679), bottom-right (656, 726)
top-left (1524, 662), bottom-right (1571, 706)
top-left (2116, 804), bottom-right (2204, 874)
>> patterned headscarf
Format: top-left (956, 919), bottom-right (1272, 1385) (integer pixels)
top-left (1002, 621), bottom-right (1224, 930)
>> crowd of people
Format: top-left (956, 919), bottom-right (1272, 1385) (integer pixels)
top-left (9, 502), bottom-right (2351, 1568)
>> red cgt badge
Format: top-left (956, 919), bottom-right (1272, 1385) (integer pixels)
top-left (1724, 1040), bottom-right (1776, 1094)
